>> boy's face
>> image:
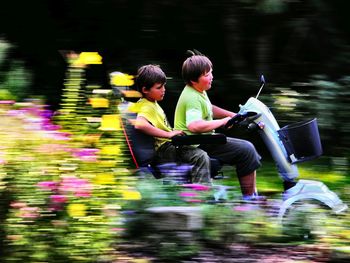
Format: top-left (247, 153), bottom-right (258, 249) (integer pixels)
top-left (142, 83), bottom-right (166, 102)
top-left (191, 69), bottom-right (213, 92)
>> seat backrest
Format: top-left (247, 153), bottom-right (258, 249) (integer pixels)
top-left (121, 114), bottom-right (156, 168)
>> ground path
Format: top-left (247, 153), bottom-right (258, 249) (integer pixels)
top-left (114, 242), bottom-right (348, 262)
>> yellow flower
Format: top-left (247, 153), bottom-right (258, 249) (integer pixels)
top-left (98, 114), bottom-right (121, 131)
top-left (89, 98), bottom-right (109, 108)
top-left (76, 52), bottom-right (102, 65)
top-left (121, 190), bottom-right (142, 200)
top-left (100, 145), bottom-right (121, 155)
top-left (93, 173), bottom-right (115, 185)
top-left (111, 72), bottom-right (134, 86)
top-left (68, 203), bottom-right (87, 217)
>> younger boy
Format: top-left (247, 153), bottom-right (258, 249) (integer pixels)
top-left (132, 64), bottom-right (211, 184)
top-left (174, 53), bottom-right (263, 200)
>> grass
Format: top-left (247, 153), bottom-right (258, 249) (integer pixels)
top-left (220, 157), bottom-right (349, 201)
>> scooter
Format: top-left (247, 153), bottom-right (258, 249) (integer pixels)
top-left (114, 71), bottom-right (347, 226)
top-left (225, 75), bottom-right (348, 222)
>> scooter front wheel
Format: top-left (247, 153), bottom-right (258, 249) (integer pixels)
top-left (281, 200), bottom-right (330, 241)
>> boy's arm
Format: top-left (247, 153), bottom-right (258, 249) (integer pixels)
top-left (185, 104), bottom-right (232, 133)
top-left (187, 117), bottom-right (231, 133)
top-left (135, 116), bottom-right (183, 138)
top-left (212, 105), bottom-right (236, 118)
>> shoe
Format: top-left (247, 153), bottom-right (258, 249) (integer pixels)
top-left (283, 180), bottom-right (297, 191)
top-left (242, 192), bottom-right (267, 203)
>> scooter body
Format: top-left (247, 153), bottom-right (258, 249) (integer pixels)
top-left (238, 97), bottom-right (348, 220)
top-left (239, 97), bottom-right (299, 181)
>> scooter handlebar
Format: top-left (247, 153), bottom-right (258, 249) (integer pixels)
top-left (224, 113), bottom-right (248, 129)
top-left (224, 112), bottom-right (262, 129)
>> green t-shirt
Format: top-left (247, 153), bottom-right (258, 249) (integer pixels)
top-left (174, 85), bottom-right (213, 135)
top-left (130, 98), bottom-right (172, 149)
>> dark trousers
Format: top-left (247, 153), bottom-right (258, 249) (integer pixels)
top-left (200, 137), bottom-right (261, 177)
top-left (155, 142), bottom-right (211, 184)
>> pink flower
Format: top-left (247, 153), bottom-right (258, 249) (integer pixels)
top-left (182, 184), bottom-right (211, 191)
top-left (42, 122), bottom-right (61, 131)
top-left (37, 181), bottom-right (57, 191)
top-left (75, 189), bottom-right (91, 198)
top-left (10, 202), bottom-right (27, 209)
top-left (20, 206), bottom-right (40, 218)
top-left (179, 192), bottom-right (198, 198)
top-left (59, 176), bottom-right (92, 197)
top-left (0, 100), bottom-right (15, 105)
top-left (44, 131), bottom-right (71, 141)
top-left (36, 144), bottom-right (72, 154)
top-left (72, 148), bottom-right (99, 162)
top-left (233, 204), bottom-right (256, 212)
top-left (0, 151), bottom-right (6, 164)
top-left (7, 110), bottom-right (25, 117)
top-left (50, 194), bottom-right (67, 203)
top-left (111, 228), bottom-right (125, 232)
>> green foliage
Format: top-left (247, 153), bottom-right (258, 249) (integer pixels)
top-left (0, 39), bottom-right (11, 62)
top-left (0, 56), bottom-right (137, 262)
top-left (202, 202), bottom-right (284, 246)
top-left (309, 76), bottom-right (350, 155)
top-left (263, 75), bottom-right (350, 158)
top-left (256, 0), bottom-right (287, 14)
top-left (201, 204), bottom-right (239, 245)
top-left (0, 40), bottom-right (32, 101)
top-left (0, 89), bottom-right (16, 100)
top-left (158, 238), bottom-right (201, 262)
top-left (1, 60), bottom-right (32, 100)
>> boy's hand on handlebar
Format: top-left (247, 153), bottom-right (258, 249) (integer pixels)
top-left (169, 130), bottom-right (185, 138)
top-left (221, 116), bottom-right (232, 128)
top-left (224, 113), bottom-right (247, 129)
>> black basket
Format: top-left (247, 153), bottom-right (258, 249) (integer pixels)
top-left (277, 118), bottom-right (323, 164)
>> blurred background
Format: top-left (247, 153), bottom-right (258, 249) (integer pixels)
top-left (1, 1), bottom-right (350, 262)
top-left (1, 0), bottom-right (350, 157)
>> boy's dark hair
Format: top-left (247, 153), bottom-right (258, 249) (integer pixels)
top-left (182, 54), bottom-right (212, 85)
top-left (135, 65), bottom-right (166, 94)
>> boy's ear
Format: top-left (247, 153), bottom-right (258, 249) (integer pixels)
top-left (142, 87), bottom-right (148, 94)
top-left (190, 79), bottom-right (197, 86)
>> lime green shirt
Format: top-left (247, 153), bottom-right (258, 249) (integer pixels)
top-left (174, 85), bottom-right (213, 135)
top-left (130, 98), bottom-right (172, 149)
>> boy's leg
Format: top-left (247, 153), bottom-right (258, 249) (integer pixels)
top-left (238, 171), bottom-right (256, 196)
top-left (155, 142), bottom-right (211, 184)
top-left (200, 137), bottom-right (261, 195)
top-left (180, 146), bottom-right (211, 184)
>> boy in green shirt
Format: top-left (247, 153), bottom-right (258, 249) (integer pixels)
top-left (175, 53), bottom-right (263, 200)
top-left (131, 64), bottom-right (211, 184)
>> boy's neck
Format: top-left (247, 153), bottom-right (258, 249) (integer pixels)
top-left (144, 97), bottom-right (156, 103)
top-left (188, 84), bottom-right (204, 93)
